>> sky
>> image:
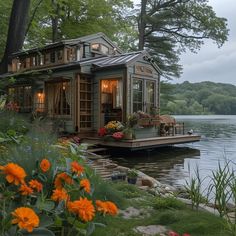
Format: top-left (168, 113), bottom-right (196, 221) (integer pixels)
top-left (133, 0), bottom-right (236, 85)
top-left (178, 0), bottom-right (236, 85)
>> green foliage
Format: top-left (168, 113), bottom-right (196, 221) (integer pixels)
top-left (23, 0), bottom-right (134, 50)
top-left (154, 197), bottom-right (186, 210)
top-left (161, 81), bottom-right (236, 115)
top-left (142, 0), bottom-right (229, 78)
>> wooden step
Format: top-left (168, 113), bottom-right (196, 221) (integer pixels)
top-left (87, 147), bottom-right (107, 152)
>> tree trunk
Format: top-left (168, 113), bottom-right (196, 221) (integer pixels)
top-left (0, 0), bottom-right (31, 74)
top-left (138, 0), bottom-right (147, 50)
top-left (51, 0), bottom-right (59, 42)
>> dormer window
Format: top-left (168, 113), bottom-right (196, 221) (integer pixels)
top-left (91, 43), bottom-right (109, 55)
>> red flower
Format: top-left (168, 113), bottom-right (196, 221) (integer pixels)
top-left (98, 127), bottom-right (107, 137)
top-left (182, 234), bottom-right (191, 236)
top-left (112, 132), bottom-right (124, 140)
top-left (168, 231), bottom-right (180, 236)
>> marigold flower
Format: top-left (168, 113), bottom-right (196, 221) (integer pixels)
top-left (71, 161), bottom-right (84, 175)
top-left (11, 207), bottom-right (39, 232)
top-left (0, 163), bottom-right (26, 185)
top-left (40, 158), bottom-right (51, 172)
top-left (96, 200), bottom-right (118, 216)
top-left (67, 197), bottom-right (95, 222)
top-left (54, 172), bottom-right (73, 189)
top-left (29, 179), bottom-right (43, 192)
top-left (51, 188), bottom-right (69, 202)
top-left (19, 184), bottom-right (33, 196)
top-left (80, 179), bottom-right (91, 193)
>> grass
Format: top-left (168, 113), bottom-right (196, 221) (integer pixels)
top-left (92, 182), bottom-right (231, 236)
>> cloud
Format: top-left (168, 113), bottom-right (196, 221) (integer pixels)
top-left (177, 0), bottom-right (236, 85)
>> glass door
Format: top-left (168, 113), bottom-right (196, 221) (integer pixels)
top-left (100, 79), bottom-right (122, 126)
top-left (132, 78), bottom-right (156, 113)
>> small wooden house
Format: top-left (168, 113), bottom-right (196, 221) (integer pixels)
top-left (3, 33), bottom-right (161, 135)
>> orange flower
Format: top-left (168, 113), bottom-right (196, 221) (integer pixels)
top-left (19, 184), bottom-right (33, 196)
top-left (96, 200), bottom-right (118, 216)
top-left (71, 161), bottom-right (84, 175)
top-left (11, 207), bottom-right (39, 232)
top-left (0, 163), bottom-right (26, 185)
top-left (40, 159), bottom-right (51, 172)
top-left (80, 179), bottom-right (91, 193)
top-left (51, 188), bottom-right (69, 202)
top-left (67, 197), bottom-right (95, 222)
top-left (29, 179), bottom-right (43, 192)
top-left (54, 172), bottom-right (73, 189)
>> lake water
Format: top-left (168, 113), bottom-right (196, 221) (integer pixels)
top-left (110, 115), bottom-right (236, 188)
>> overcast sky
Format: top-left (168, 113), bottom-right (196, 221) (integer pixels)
top-left (133, 0), bottom-right (236, 85)
top-left (177, 0), bottom-right (236, 85)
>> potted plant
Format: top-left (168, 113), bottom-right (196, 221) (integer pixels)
top-left (127, 169), bottom-right (138, 184)
top-left (123, 127), bottom-right (134, 140)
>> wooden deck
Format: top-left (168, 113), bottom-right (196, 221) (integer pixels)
top-left (83, 134), bottom-right (201, 151)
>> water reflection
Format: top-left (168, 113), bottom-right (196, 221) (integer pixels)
top-left (111, 115), bottom-right (236, 188)
top-left (110, 146), bottom-right (200, 187)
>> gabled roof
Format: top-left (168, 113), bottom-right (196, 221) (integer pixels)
top-left (12, 32), bottom-right (123, 56)
top-left (80, 50), bottom-right (161, 73)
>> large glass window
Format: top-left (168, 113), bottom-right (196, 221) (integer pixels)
top-left (146, 81), bottom-right (155, 113)
top-left (46, 81), bottom-right (71, 116)
top-left (133, 79), bottom-right (156, 113)
top-left (133, 79), bottom-right (143, 112)
top-left (8, 86), bottom-right (32, 112)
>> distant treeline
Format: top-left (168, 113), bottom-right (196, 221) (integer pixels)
top-left (160, 81), bottom-right (236, 115)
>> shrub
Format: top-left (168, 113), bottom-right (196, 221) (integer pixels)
top-left (154, 197), bottom-right (186, 210)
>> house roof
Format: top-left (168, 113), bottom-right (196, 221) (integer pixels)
top-left (0, 50), bottom-right (161, 79)
top-left (12, 32), bottom-right (123, 56)
top-left (80, 50), bottom-right (161, 73)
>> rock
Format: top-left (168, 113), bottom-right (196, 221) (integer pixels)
top-left (134, 225), bottom-right (167, 236)
top-left (139, 186), bottom-right (150, 191)
top-left (120, 207), bottom-right (149, 219)
top-left (141, 178), bottom-right (155, 188)
top-left (115, 166), bottom-right (130, 172)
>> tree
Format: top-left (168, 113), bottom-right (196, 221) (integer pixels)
top-left (137, 0), bottom-right (229, 78)
top-left (0, 0), bottom-right (31, 74)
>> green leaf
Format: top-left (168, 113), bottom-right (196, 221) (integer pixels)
top-left (87, 222), bottom-right (95, 236)
top-left (39, 214), bottom-right (54, 227)
top-left (36, 198), bottom-right (55, 212)
top-left (19, 227), bottom-right (55, 236)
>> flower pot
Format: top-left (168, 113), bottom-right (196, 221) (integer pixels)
top-left (127, 177), bottom-right (137, 185)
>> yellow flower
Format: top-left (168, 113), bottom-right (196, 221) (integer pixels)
top-left (51, 188), bottom-right (69, 202)
top-left (40, 159), bottom-right (51, 172)
top-left (80, 179), bottom-right (91, 193)
top-left (96, 200), bottom-right (118, 216)
top-left (11, 207), bottom-right (39, 232)
top-left (29, 179), bottom-right (43, 192)
top-left (19, 184), bottom-right (33, 196)
top-left (67, 197), bottom-right (95, 222)
top-left (0, 163), bottom-right (26, 185)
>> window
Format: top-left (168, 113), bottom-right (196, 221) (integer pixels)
top-left (57, 50), bottom-right (63, 61)
top-left (133, 79), bottom-right (143, 112)
top-left (91, 43), bottom-right (109, 55)
top-left (50, 52), bottom-right (56, 63)
top-left (8, 86), bottom-right (32, 112)
top-left (46, 81), bottom-right (71, 116)
top-left (146, 81), bottom-right (155, 113)
top-left (91, 43), bottom-right (100, 51)
top-left (132, 79), bottom-right (156, 113)
top-left (80, 76), bottom-right (92, 129)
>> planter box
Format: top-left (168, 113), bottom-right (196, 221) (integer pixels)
top-left (134, 126), bottom-right (159, 139)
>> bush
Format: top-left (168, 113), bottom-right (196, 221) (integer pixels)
top-left (154, 197), bottom-right (186, 210)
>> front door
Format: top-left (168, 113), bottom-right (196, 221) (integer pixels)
top-left (100, 79), bottom-right (123, 127)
